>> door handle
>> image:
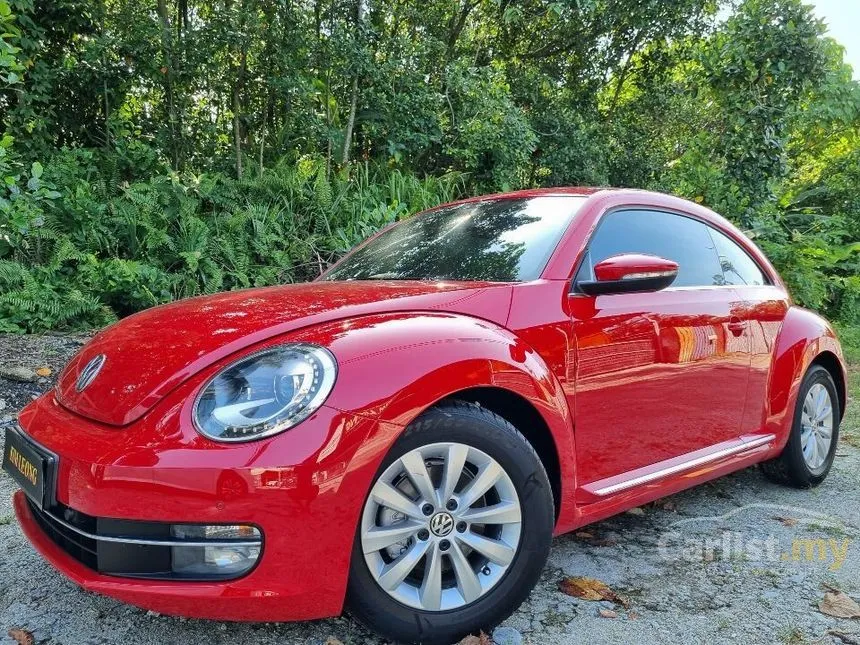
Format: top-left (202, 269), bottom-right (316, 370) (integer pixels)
top-left (727, 317), bottom-right (746, 336)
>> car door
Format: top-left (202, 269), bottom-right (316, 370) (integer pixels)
top-left (568, 208), bottom-right (752, 488)
top-left (706, 225), bottom-right (791, 434)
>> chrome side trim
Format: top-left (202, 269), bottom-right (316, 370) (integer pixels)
top-left (591, 434), bottom-right (776, 497)
top-left (32, 505), bottom-right (262, 548)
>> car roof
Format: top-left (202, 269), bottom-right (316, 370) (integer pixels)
top-left (426, 186), bottom-right (718, 212)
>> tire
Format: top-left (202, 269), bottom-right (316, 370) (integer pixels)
top-left (346, 401), bottom-right (554, 645)
top-left (760, 364), bottom-right (841, 488)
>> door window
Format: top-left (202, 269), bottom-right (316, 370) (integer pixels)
top-left (575, 209), bottom-right (723, 288)
top-left (707, 227), bottom-right (768, 286)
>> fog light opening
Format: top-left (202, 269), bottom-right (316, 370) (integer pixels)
top-left (169, 524), bottom-right (262, 579)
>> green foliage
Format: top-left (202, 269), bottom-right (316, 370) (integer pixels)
top-left (0, 149), bottom-right (464, 331)
top-left (0, 0), bottom-right (858, 332)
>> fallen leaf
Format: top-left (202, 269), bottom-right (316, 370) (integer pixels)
top-left (598, 609), bottom-right (618, 619)
top-left (627, 611), bottom-right (641, 620)
top-left (575, 531), bottom-right (595, 539)
top-left (559, 577), bottom-right (629, 607)
top-left (35, 367), bottom-right (51, 377)
top-left (324, 638), bottom-right (344, 645)
top-left (8, 628), bottom-right (34, 645)
top-left (819, 590), bottom-right (860, 619)
top-left (772, 515), bottom-right (798, 527)
top-left (625, 507), bottom-right (645, 516)
top-left (457, 632), bottom-right (491, 645)
top-left (560, 576), bottom-right (608, 600)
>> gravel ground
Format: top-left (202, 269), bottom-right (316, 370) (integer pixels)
top-left (2, 333), bottom-right (860, 645)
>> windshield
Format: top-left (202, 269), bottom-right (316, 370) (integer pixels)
top-left (324, 196), bottom-right (585, 282)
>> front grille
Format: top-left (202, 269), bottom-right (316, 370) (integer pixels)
top-left (29, 499), bottom-right (99, 570)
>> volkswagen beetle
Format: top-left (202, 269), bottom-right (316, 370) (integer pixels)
top-left (4, 188), bottom-right (847, 644)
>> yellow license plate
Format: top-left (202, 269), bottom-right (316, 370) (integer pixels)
top-left (2, 428), bottom-right (49, 509)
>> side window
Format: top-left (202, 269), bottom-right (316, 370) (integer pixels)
top-left (708, 227), bottom-right (767, 286)
top-left (576, 209), bottom-right (723, 288)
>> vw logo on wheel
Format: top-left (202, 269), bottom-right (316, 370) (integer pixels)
top-left (76, 354), bottom-right (106, 392)
top-left (429, 512), bottom-right (454, 537)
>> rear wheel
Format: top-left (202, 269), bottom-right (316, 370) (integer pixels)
top-left (347, 402), bottom-right (554, 644)
top-left (761, 365), bottom-right (840, 488)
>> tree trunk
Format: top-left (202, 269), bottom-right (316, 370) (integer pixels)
top-left (341, 0), bottom-right (362, 165)
top-left (341, 76), bottom-right (358, 165)
top-left (233, 47), bottom-right (247, 178)
top-left (156, 0), bottom-right (180, 169)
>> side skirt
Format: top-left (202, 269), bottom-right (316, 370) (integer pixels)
top-left (561, 434), bottom-right (776, 533)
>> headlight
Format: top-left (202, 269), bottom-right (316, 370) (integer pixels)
top-left (193, 343), bottom-right (337, 442)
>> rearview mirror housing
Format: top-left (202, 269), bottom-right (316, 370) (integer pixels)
top-left (578, 253), bottom-right (679, 296)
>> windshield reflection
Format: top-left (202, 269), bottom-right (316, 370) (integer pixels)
top-left (325, 196), bottom-right (585, 282)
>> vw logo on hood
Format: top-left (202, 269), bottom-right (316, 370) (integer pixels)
top-left (76, 354), bottom-right (106, 392)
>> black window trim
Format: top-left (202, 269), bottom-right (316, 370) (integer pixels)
top-left (569, 205), bottom-right (772, 294)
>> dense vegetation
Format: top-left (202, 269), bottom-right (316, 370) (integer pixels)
top-left (0, 0), bottom-right (858, 332)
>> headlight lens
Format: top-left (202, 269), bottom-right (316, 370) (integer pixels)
top-left (193, 343), bottom-right (337, 442)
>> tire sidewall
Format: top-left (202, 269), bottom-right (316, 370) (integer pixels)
top-left (347, 405), bottom-right (554, 644)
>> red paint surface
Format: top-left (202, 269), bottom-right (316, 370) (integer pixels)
top-left (13, 187), bottom-right (846, 621)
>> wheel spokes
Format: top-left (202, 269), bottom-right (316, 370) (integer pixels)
top-left (460, 500), bottom-right (521, 525)
top-left (362, 520), bottom-right (423, 553)
top-left (815, 433), bottom-right (829, 467)
top-left (449, 540), bottom-right (483, 604)
top-left (456, 531), bottom-right (515, 566)
top-left (814, 386), bottom-right (829, 418)
top-left (458, 461), bottom-right (503, 509)
top-left (399, 450), bottom-right (438, 506)
top-left (377, 539), bottom-right (430, 591)
top-left (419, 542), bottom-right (443, 611)
top-left (807, 432), bottom-right (819, 467)
top-left (372, 480), bottom-right (424, 520)
top-left (440, 443), bottom-right (469, 504)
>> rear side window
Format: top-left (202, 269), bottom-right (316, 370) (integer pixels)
top-left (707, 227), bottom-right (768, 286)
top-left (575, 209), bottom-right (723, 287)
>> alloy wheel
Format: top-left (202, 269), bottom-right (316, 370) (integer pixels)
top-left (800, 383), bottom-right (834, 472)
top-left (360, 442), bottom-right (522, 611)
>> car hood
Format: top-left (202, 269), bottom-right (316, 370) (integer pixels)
top-left (55, 280), bottom-right (513, 426)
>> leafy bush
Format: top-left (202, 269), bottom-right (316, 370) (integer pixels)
top-left (0, 148), bottom-right (464, 332)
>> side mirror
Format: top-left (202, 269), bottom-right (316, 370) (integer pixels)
top-left (578, 253), bottom-right (678, 296)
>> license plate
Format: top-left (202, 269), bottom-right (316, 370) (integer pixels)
top-left (2, 427), bottom-right (53, 509)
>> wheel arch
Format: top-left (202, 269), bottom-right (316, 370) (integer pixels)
top-left (766, 306), bottom-right (847, 448)
top-left (438, 386), bottom-right (563, 520)
top-left (810, 350), bottom-right (846, 421)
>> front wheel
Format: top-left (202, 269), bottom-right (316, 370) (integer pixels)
top-left (761, 364), bottom-right (841, 488)
top-left (347, 402), bottom-right (554, 644)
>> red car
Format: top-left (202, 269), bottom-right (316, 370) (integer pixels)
top-left (4, 188), bottom-right (847, 644)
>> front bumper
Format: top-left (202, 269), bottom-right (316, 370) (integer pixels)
top-left (14, 491), bottom-right (280, 621)
top-left (13, 390), bottom-right (391, 621)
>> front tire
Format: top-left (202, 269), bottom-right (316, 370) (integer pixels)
top-left (347, 401), bottom-right (554, 644)
top-left (760, 364), bottom-right (840, 488)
